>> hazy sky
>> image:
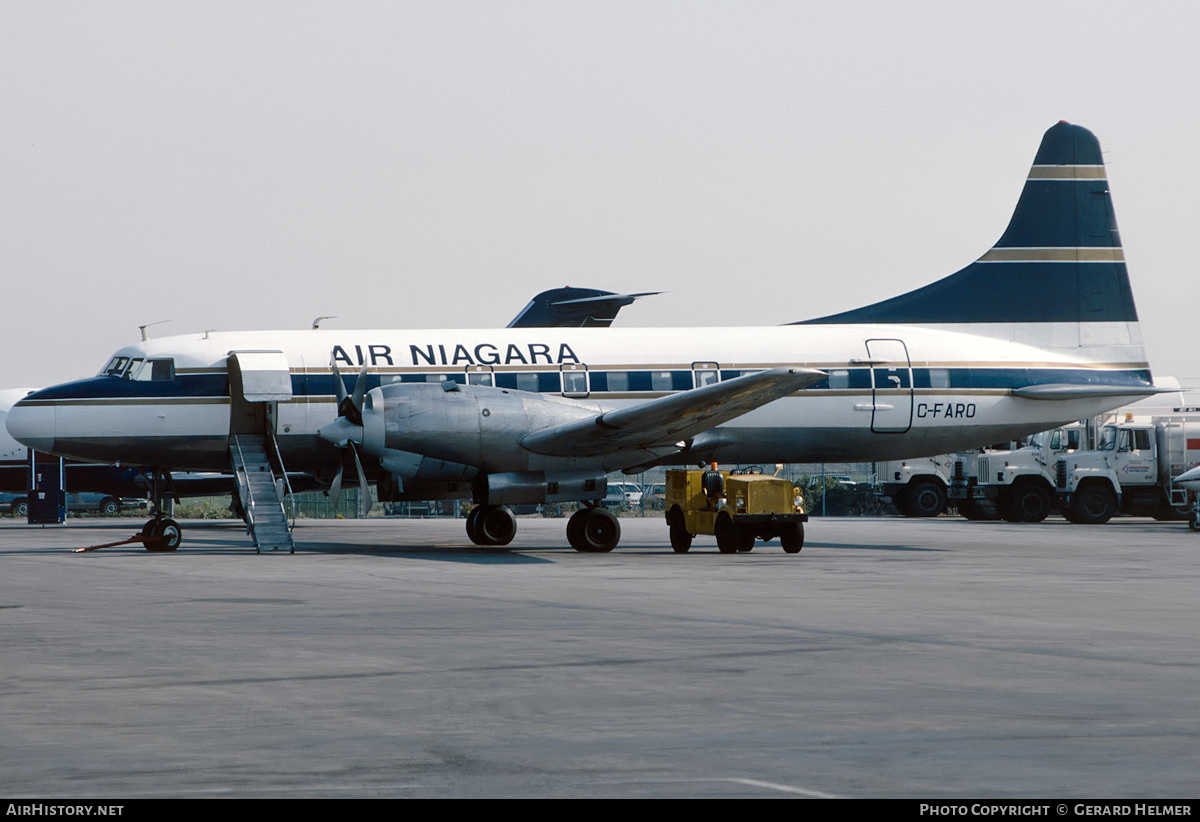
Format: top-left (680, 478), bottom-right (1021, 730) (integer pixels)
top-left (3, 1), bottom-right (1198, 388)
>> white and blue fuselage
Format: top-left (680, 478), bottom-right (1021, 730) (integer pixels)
top-left (7, 322), bottom-right (1153, 475)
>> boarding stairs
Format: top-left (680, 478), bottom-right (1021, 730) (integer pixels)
top-left (230, 433), bottom-right (295, 553)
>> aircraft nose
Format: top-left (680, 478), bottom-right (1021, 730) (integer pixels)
top-left (5, 399), bottom-right (56, 453)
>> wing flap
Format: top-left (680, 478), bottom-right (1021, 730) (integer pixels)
top-left (520, 366), bottom-right (824, 457)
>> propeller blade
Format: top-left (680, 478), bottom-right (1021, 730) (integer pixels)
top-left (328, 460), bottom-right (344, 506)
top-left (350, 442), bottom-right (372, 517)
top-left (348, 362), bottom-right (369, 425)
top-left (331, 358), bottom-right (349, 407)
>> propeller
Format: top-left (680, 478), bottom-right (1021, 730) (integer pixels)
top-left (320, 359), bottom-right (373, 517)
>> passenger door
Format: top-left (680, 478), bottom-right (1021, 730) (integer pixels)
top-left (865, 338), bottom-right (913, 433)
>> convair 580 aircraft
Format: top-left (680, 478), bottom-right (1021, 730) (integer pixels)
top-left (7, 122), bottom-right (1157, 552)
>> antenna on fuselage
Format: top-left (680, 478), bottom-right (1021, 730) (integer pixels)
top-left (312, 316), bottom-right (337, 329)
top-left (138, 320), bottom-right (172, 341)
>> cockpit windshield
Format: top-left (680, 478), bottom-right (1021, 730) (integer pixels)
top-left (99, 356), bottom-right (175, 381)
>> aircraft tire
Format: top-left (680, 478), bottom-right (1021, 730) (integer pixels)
top-left (576, 507), bottom-right (620, 552)
top-left (905, 480), bottom-right (946, 518)
top-left (145, 518), bottom-right (181, 552)
top-left (465, 506), bottom-right (487, 545)
top-left (478, 505), bottom-right (517, 546)
top-left (1189, 510), bottom-right (1200, 532)
top-left (780, 521), bottom-right (804, 553)
top-left (566, 508), bottom-right (588, 550)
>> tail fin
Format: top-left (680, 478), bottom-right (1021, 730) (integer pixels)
top-left (798, 122), bottom-right (1146, 369)
top-left (507, 287), bottom-right (661, 328)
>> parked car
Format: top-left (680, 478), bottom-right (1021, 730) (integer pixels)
top-left (1, 492), bottom-right (148, 517)
top-left (601, 482), bottom-right (643, 508)
top-left (642, 483), bottom-right (666, 509)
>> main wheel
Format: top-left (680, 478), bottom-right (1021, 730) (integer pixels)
top-left (780, 521), bottom-right (804, 553)
top-left (465, 505), bottom-right (486, 545)
top-left (575, 507), bottom-right (620, 552)
top-left (566, 508), bottom-right (588, 550)
top-left (905, 480), bottom-right (946, 517)
top-left (1069, 485), bottom-right (1117, 524)
top-left (478, 505), bottom-right (517, 546)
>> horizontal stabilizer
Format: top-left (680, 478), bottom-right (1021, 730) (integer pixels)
top-left (521, 367), bottom-right (825, 457)
top-left (1011, 383), bottom-right (1165, 401)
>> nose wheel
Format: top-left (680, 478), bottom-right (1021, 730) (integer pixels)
top-left (141, 518), bottom-right (182, 552)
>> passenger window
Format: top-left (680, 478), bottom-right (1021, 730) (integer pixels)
top-left (651, 371), bottom-right (673, 391)
top-left (606, 372), bottom-right (629, 392)
top-left (827, 369), bottom-right (849, 390)
top-left (562, 369), bottom-right (588, 395)
top-left (515, 373), bottom-right (540, 392)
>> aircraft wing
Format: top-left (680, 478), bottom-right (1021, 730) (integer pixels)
top-left (520, 366), bottom-right (824, 457)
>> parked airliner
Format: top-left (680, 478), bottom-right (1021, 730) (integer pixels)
top-left (6, 122), bottom-right (1159, 552)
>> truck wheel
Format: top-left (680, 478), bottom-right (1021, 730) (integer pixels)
top-left (715, 514), bottom-right (742, 554)
top-left (905, 480), bottom-right (946, 517)
top-left (1069, 485), bottom-right (1116, 524)
top-left (958, 498), bottom-right (999, 521)
top-left (780, 522), bottom-right (804, 553)
top-left (1004, 482), bottom-right (1053, 523)
top-left (667, 508), bottom-right (696, 554)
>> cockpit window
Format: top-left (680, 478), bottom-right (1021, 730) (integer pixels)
top-left (101, 357), bottom-right (133, 378)
top-left (142, 359), bottom-right (175, 381)
top-left (100, 356), bottom-right (175, 381)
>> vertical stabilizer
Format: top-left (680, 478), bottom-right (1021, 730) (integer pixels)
top-left (798, 122), bottom-right (1146, 370)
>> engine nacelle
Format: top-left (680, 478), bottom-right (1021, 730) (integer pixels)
top-left (480, 471), bottom-right (608, 506)
top-left (360, 381), bottom-right (601, 473)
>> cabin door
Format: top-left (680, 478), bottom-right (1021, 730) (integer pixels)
top-left (865, 338), bottom-right (913, 433)
top-left (228, 350), bottom-right (293, 436)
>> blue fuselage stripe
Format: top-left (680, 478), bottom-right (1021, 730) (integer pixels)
top-left (16, 365), bottom-right (1155, 405)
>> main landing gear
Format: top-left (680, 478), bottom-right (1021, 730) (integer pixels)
top-left (464, 502), bottom-right (622, 552)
